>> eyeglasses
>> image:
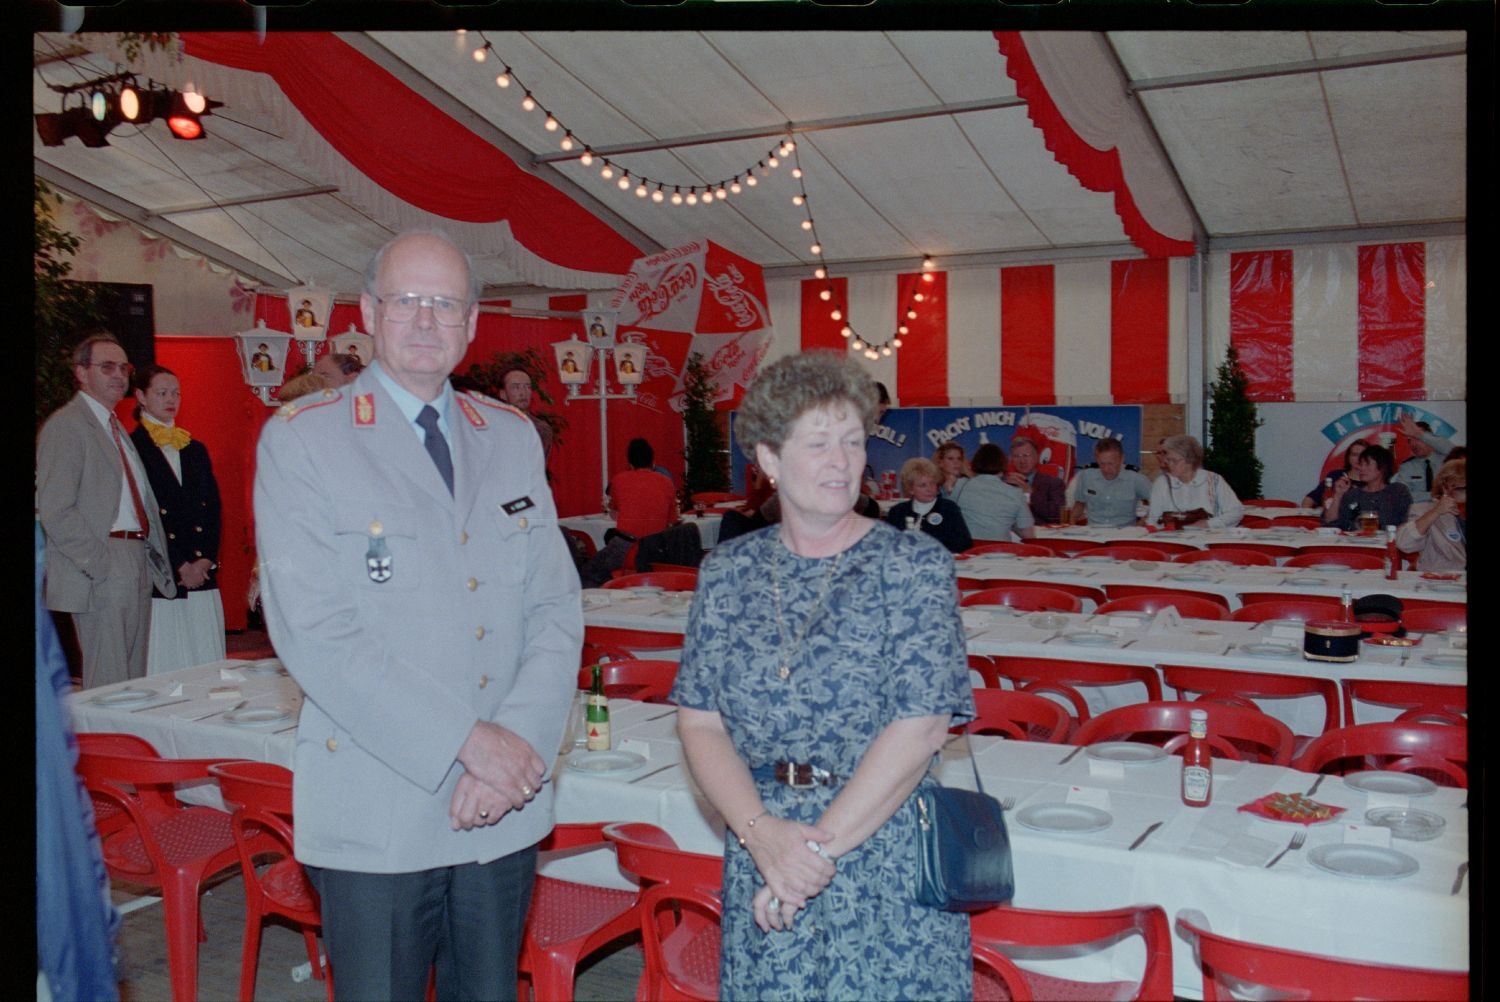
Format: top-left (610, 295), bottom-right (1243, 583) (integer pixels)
top-left (86, 361), bottom-right (133, 376)
top-left (377, 293), bottom-right (471, 326)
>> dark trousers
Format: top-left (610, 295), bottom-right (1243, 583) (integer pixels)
top-left (307, 845), bottom-right (538, 1002)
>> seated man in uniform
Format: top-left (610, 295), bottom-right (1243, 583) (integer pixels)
top-left (1067, 438), bottom-right (1152, 526)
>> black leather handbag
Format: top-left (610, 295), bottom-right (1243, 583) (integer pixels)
top-left (913, 736), bottom-right (1015, 912)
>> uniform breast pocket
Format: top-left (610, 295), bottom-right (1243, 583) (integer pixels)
top-left (486, 505), bottom-right (542, 586)
top-left (333, 505), bottom-right (423, 592)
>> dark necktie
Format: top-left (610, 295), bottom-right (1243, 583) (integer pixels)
top-left (416, 405), bottom-right (454, 496)
top-left (1424, 459), bottom-right (1432, 492)
top-left (109, 416), bottom-right (150, 533)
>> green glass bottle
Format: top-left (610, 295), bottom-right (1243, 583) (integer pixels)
top-left (586, 663), bottom-right (611, 751)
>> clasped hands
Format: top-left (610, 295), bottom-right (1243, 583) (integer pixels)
top-left (744, 815), bottom-right (837, 933)
top-left (177, 558), bottom-right (213, 590)
top-left (450, 720), bottom-right (546, 831)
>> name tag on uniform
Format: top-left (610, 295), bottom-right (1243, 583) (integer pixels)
top-left (502, 496), bottom-right (535, 515)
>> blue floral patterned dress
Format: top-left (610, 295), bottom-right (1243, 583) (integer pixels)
top-left (672, 522), bottom-right (975, 1001)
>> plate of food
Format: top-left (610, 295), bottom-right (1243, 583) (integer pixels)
top-left (1238, 792), bottom-right (1345, 825)
top-left (1363, 635), bottom-right (1416, 648)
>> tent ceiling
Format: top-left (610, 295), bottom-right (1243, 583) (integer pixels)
top-left (34, 29), bottom-right (1466, 297)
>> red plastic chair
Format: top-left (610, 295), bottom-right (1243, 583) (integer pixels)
top-left (603, 571), bottom-right (699, 591)
top-left (1271, 516), bottom-right (1323, 529)
top-left (1172, 547), bottom-right (1274, 567)
top-left (955, 578), bottom-right (1108, 609)
top-left (644, 562), bottom-right (700, 575)
top-left (1161, 664), bottom-right (1340, 746)
top-left (1175, 911), bottom-right (1467, 1001)
top-left (1071, 701), bottom-right (1295, 766)
top-left (960, 586), bottom-right (1082, 613)
top-left (1074, 544), bottom-right (1174, 562)
top-left (209, 761), bottom-right (332, 1002)
top-left (1400, 597), bottom-right (1467, 612)
top-left (562, 527), bottom-right (598, 561)
top-left (1244, 499), bottom-right (1299, 508)
top-left (1284, 550), bottom-right (1385, 571)
top-left (962, 688), bottom-right (1072, 743)
top-left (972, 904), bottom-right (1174, 1002)
top-left (1028, 537), bottom-right (1104, 557)
top-left (1230, 598), bottom-right (1343, 623)
top-left (584, 625), bottom-right (685, 654)
top-left (576, 659), bottom-right (679, 704)
top-left (1293, 722), bottom-right (1467, 787)
top-left (1095, 594), bottom-right (1230, 622)
top-left (1402, 605), bottom-right (1467, 632)
top-left (1341, 679), bottom-right (1467, 727)
top-left (1103, 538), bottom-right (1199, 557)
top-left (1205, 540), bottom-right (1300, 559)
top-left (1104, 584), bottom-right (1232, 611)
top-left (967, 654), bottom-right (1001, 689)
top-left (1238, 515), bottom-right (1275, 528)
top-left (519, 823), bottom-right (641, 1002)
top-left (76, 739), bottom-right (241, 1002)
top-left (690, 491), bottom-right (742, 506)
top-left (991, 656), bottom-right (1163, 728)
top-left (964, 541), bottom-right (1054, 558)
top-left (603, 823), bottom-right (723, 1002)
top-left (1237, 591), bottom-right (1339, 609)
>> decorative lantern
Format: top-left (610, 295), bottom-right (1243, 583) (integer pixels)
top-left (584, 309), bottom-right (618, 350)
top-left (234, 320), bottom-right (294, 405)
top-left (614, 339), bottom-right (646, 386)
top-left (552, 335), bottom-right (593, 395)
top-left (285, 282), bottom-right (334, 343)
top-left (329, 323), bottom-right (373, 368)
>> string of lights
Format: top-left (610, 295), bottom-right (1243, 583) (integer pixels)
top-left (457, 30), bottom-right (934, 360)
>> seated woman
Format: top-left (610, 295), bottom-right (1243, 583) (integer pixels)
top-left (1321, 444), bottom-right (1412, 532)
top-left (950, 443), bottom-right (1036, 541)
top-left (1300, 439), bottom-right (1368, 508)
top-left (933, 441), bottom-right (971, 498)
top-left (1146, 434), bottom-right (1244, 528)
top-left (1395, 458), bottom-right (1465, 570)
top-left (885, 457), bottom-right (972, 553)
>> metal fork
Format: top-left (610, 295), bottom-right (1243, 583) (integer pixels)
top-left (1265, 830), bottom-right (1307, 869)
top-left (1001, 796), bottom-right (1017, 812)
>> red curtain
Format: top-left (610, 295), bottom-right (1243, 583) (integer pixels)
top-left (895, 271), bottom-right (948, 407)
top-left (179, 32), bottom-right (642, 276)
top-left (800, 277), bottom-right (851, 352)
top-left (1000, 265), bottom-right (1056, 405)
top-left (1110, 258), bottom-right (1171, 404)
top-left (1358, 243), bottom-right (1426, 401)
top-left (1229, 250), bottom-right (1296, 402)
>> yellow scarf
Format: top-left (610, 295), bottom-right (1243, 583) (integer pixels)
top-left (142, 416), bottom-right (191, 451)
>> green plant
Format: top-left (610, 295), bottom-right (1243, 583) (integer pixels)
top-left (35, 179), bottom-right (103, 429)
top-left (1204, 344), bottom-right (1264, 501)
top-left (681, 352), bottom-right (729, 497)
top-left (462, 346), bottom-right (565, 444)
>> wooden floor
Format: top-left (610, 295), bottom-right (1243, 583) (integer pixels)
top-left (112, 874), bottom-right (645, 1001)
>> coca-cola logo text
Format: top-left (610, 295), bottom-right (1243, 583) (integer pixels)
top-left (628, 263), bottom-right (699, 322)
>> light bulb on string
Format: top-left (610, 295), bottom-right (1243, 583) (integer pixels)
top-left (521, 93), bottom-right (536, 111)
top-left (686, 191), bottom-right (698, 205)
top-left (560, 133), bottom-right (574, 151)
top-left (814, 267), bottom-right (826, 279)
top-left (810, 243), bottom-right (821, 254)
top-left (913, 292), bottom-right (925, 303)
top-left (730, 179), bottom-right (742, 194)
top-left (830, 310), bottom-right (842, 322)
top-left (580, 150), bottom-right (594, 166)
top-left (892, 337), bottom-right (903, 348)
top-left (746, 175), bottom-right (757, 187)
top-left (496, 69), bottom-right (511, 88)
top-left (716, 186), bottom-right (728, 200)
top-left (544, 115), bottom-right (559, 132)
top-left (881, 346), bottom-right (893, 357)
top-left (819, 289), bottom-right (831, 301)
top-left (792, 194), bottom-right (804, 206)
top-left (801, 220), bottom-right (813, 231)
top-left (767, 155), bottom-right (779, 168)
top-left (851, 338), bottom-right (864, 350)
top-left (792, 167), bottom-right (803, 179)
top-left (898, 325), bottom-right (909, 336)
top-left (841, 326), bottom-right (853, 338)
top-left (867, 350), bottom-right (879, 361)
top-left (600, 164), bottom-right (613, 180)
top-left (906, 309), bottom-right (917, 320)
top-left (922, 255), bottom-right (935, 271)
top-left (617, 175), bottom-right (631, 190)
top-left (472, 46), bottom-right (488, 63)
top-left (671, 187), bottom-right (683, 205)
top-left (652, 185), bottom-right (665, 203)
top-left (636, 184), bottom-right (648, 198)
top-left (922, 272), bottom-right (935, 283)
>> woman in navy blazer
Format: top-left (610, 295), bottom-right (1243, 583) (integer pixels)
top-left (130, 365), bottom-right (226, 673)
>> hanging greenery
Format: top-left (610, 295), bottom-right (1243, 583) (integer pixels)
top-left (35, 180), bottom-right (103, 430)
top-left (1204, 344), bottom-right (1264, 501)
top-left (681, 352), bottom-right (729, 498)
top-left (460, 346), bottom-right (565, 445)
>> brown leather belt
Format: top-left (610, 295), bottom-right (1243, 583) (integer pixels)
top-left (108, 530), bottom-right (147, 540)
top-left (754, 762), bottom-right (842, 789)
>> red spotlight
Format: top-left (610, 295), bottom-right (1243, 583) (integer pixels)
top-left (167, 113), bottom-right (203, 140)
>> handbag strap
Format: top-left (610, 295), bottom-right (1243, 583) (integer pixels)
top-left (933, 729), bottom-right (988, 796)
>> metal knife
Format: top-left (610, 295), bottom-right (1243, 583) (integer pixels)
top-left (132, 698), bottom-right (191, 713)
top-left (1058, 746), bottom-right (1084, 765)
top-left (1128, 821), bottom-right (1164, 851)
top-left (1305, 774), bottom-right (1326, 797)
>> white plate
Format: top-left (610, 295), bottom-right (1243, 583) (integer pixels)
top-left (1127, 560), bottom-right (1158, 571)
top-left (1239, 643), bottom-right (1299, 658)
top-left (581, 593), bottom-right (612, 609)
top-left (1421, 582), bottom-right (1466, 594)
top-left (1422, 654), bottom-right (1467, 668)
top-left (1364, 807), bottom-right (1446, 841)
top-left (1085, 742), bottom-right (1168, 764)
top-left (1166, 572), bottom-right (1213, 582)
top-left (1062, 632), bottom-right (1116, 646)
top-left (565, 749), bottom-right (648, 774)
top-left (1283, 576), bottom-right (1328, 586)
top-left (1074, 555), bottom-right (1115, 564)
top-left (1307, 844), bottom-right (1419, 880)
top-left (242, 659), bottom-right (287, 676)
top-left (1015, 803), bottom-right (1113, 834)
top-left (1102, 611), bottom-right (1152, 624)
top-left (92, 686), bottom-right (156, 706)
top-left (1342, 771), bottom-right (1437, 797)
top-left (1262, 620), bottom-right (1306, 632)
top-left (1307, 563), bottom-right (1347, 572)
top-left (1029, 614), bottom-right (1067, 631)
top-left (224, 705), bottom-right (294, 727)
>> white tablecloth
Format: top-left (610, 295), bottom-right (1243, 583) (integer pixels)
top-left (561, 512), bottom-right (722, 551)
top-left (1035, 523), bottom-right (1392, 555)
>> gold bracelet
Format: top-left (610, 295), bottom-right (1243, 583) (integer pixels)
top-left (736, 810), bottom-right (771, 847)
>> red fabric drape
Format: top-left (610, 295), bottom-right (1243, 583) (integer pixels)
top-left (1358, 243), bottom-right (1426, 401)
top-left (1110, 259), bottom-right (1171, 404)
top-left (800, 277), bottom-right (851, 352)
top-left (995, 32), bottom-right (1195, 260)
top-left (895, 271), bottom-right (949, 407)
top-left (1229, 251), bottom-right (1296, 402)
top-left (180, 32), bottom-right (642, 276)
top-left (1000, 265), bottom-right (1055, 405)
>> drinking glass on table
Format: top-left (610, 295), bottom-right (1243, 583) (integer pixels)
top-left (1357, 509), bottom-right (1380, 535)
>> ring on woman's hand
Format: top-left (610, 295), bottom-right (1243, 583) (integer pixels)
top-left (522, 784), bottom-right (533, 797)
top-left (767, 895), bottom-right (780, 911)
top-left (478, 809), bottom-right (489, 819)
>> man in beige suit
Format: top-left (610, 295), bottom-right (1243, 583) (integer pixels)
top-left (37, 332), bottom-right (175, 688)
top-left (255, 231), bottom-right (580, 1000)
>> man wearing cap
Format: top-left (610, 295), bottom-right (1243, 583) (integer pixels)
top-left (1393, 412), bottom-right (1454, 503)
top-left (254, 231), bottom-right (580, 1000)
top-left (37, 331), bottom-right (175, 688)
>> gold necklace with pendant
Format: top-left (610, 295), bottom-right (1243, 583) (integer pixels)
top-left (769, 540), bottom-right (844, 681)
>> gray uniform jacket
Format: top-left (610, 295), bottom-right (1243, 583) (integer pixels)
top-left (254, 373), bottom-right (581, 873)
top-left (37, 392), bottom-right (175, 611)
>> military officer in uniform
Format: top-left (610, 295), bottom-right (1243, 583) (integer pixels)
top-left (1067, 437), bottom-right (1153, 527)
top-left (254, 230), bottom-right (580, 1000)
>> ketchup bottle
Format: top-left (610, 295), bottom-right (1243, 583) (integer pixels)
top-left (1181, 708), bottom-right (1212, 807)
